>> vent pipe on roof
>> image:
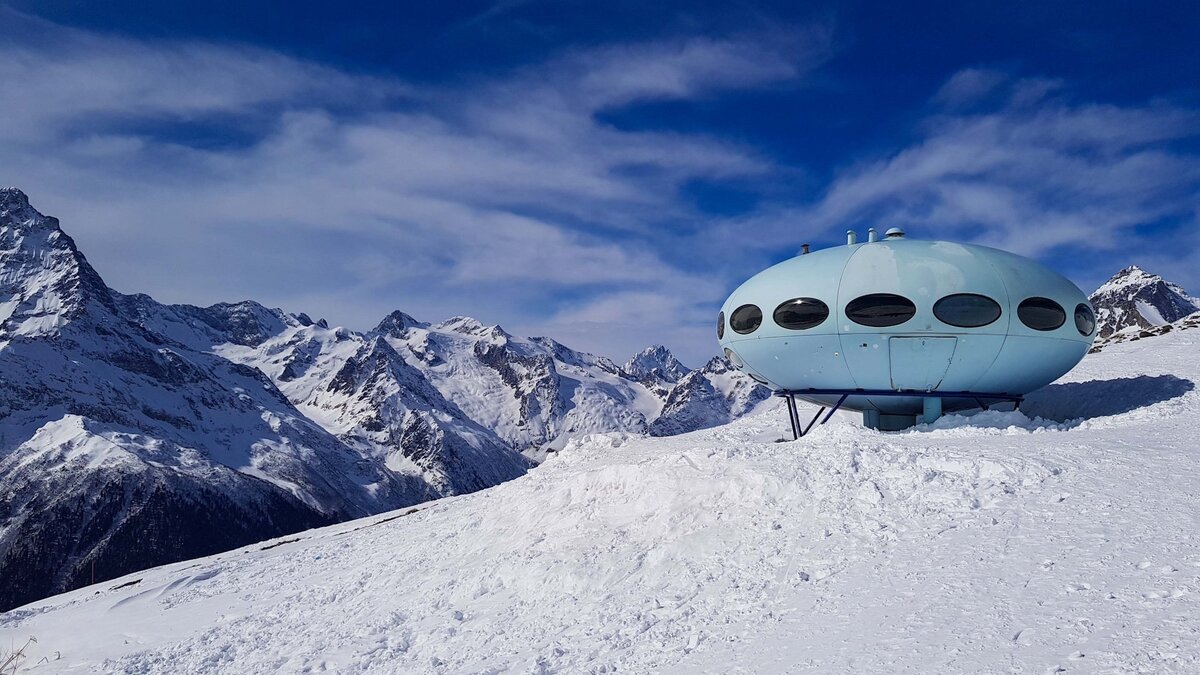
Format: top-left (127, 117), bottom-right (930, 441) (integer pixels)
top-left (867, 227), bottom-right (878, 243)
top-left (801, 243), bottom-right (811, 255)
top-left (846, 230), bottom-right (857, 245)
top-left (885, 227), bottom-right (905, 239)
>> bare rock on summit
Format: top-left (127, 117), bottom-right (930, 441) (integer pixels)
top-left (1090, 265), bottom-right (1199, 340)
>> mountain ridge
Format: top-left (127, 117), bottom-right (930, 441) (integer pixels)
top-left (0, 188), bottom-right (766, 610)
top-left (1089, 264), bottom-right (1199, 340)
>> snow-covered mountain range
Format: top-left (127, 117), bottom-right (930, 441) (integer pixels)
top-left (1089, 265), bottom-right (1199, 342)
top-left (4, 293), bottom-right (1198, 674)
top-left (0, 188), bottom-right (767, 611)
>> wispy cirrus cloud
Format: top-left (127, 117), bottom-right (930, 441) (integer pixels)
top-left (932, 67), bottom-right (1011, 108)
top-left (803, 77), bottom-right (1200, 272)
top-left (0, 8), bottom-right (831, 363)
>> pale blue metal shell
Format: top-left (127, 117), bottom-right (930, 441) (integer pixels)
top-left (718, 236), bottom-right (1095, 427)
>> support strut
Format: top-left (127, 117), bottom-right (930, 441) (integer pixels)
top-left (802, 406), bottom-right (826, 436)
top-left (775, 389), bottom-right (1023, 440)
top-left (821, 394), bottom-right (849, 425)
top-left (783, 394), bottom-right (842, 440)
top-left (785, 395), bottom-right (801, 440)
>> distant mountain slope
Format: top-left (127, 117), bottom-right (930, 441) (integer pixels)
top-left (0, 187), bottom-right (416, 610)
top-left (649, 356), bottom-right (771, 436)
top-left (1090, 265), bottom-right (1199, 339)
top-left (0, 188), bottom-right (766, 610)
top-left (374, 316), bottom-right (659, 452)
top-left (214, 319), bottom-right (533, 494)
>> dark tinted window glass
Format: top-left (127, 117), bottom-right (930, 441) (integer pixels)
top-left (717, 311), bottom-right (725, 339)
top-left (730, 304), bottom-right (762, 334)
top-left (1018, 297), bottom-right (1066, 331)
top-left (1074, 303), bottom-right (1096, 336)
top-left (933, 293), bottom-right (1002, 328)
top-left (845, 294), bottom-right (916, 327)
top-left (773, 297), bottom-right (829, 330)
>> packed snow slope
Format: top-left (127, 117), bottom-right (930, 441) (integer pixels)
top-left (4, 320), bottom-right (1199, 673)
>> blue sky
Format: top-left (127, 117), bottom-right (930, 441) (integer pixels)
top-left (2, 1), bottom-right (1198, 365)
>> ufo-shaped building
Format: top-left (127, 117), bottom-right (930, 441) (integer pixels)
top-left (718, 228), bottom-right (1096, 434)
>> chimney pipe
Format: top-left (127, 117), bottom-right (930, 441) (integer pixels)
top-left (846, 230), bottom-right (858, 245)
top-left (867, 227), bottom-right (878, 243)
top-left (801, 243), bottom-right (811, 255)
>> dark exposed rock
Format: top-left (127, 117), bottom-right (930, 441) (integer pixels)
top-left (1090, 266), bottom-right (1199, 340)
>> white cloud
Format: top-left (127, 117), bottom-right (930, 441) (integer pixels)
top-left (0, 8), bottom-right (826, 364)
top-left (562, 30), bottom-right (830, 110)
top-left (807, 76), bottom-right (1200, 258)
top-left (933, 67), bottom-right (1009, 108)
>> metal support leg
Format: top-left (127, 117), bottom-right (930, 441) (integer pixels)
top-left (785, 395), bottom-right (801, 440)
top-left (922, 396), bottom-right (942, 425)
top-left (821, 394), bottom-right (849, 425)
top-left (802, 407), bottom-right (826, 436)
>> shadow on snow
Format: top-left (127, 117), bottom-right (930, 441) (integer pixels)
top-left (1020, 374), bottom-right (1195, 423)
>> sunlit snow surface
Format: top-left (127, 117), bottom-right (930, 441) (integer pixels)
top-left (4, 329), bottom-right (1200, 674)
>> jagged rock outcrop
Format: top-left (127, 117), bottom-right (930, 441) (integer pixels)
top-left (1090, 266), bottom-right (1199, 339)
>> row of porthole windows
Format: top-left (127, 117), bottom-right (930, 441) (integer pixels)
top-left (717, 293), bottom-right (1096, 338)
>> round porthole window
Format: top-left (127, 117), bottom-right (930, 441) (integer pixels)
top-left (1074, 303), bottom-right (1096, 336)
top-left (723, 347), bottom-right (744, 368)
top-left (717, 311), bottom-right (725, 339)
top-left (729, 304), bottom-right (763, 335)
top-left (845, 294), bottom-right (916, 328)
top-left (1018, 297), bottom-right (1066, 331)
top-left (773, 297), bottom-right (829, 330)
top-left (933, 293), bottom-right (1002, 328)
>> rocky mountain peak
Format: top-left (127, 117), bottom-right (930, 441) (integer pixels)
top-left (1, 187), bottom-right (58, 233)
top-left (0, 188), bottom-right (116, 336)
top-left (1, 186), bottom-right (33, 211)
top-left (374, 310), bottom-right (430, 337)
top-left (1090, 266), bottom-right (1199, 339)
top-left (436, 315), bottom-right (513, 342)
top-left (437, 315), bottom-right (486, 334)
top-left (622, 345), bottom-right (690, 383)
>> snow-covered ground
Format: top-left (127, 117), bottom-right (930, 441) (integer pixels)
top-left (3, 328), bottom-right (1199, 674)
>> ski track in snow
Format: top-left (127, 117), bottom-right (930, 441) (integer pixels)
top-left (3, 330), bottom-right (1200, 674)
